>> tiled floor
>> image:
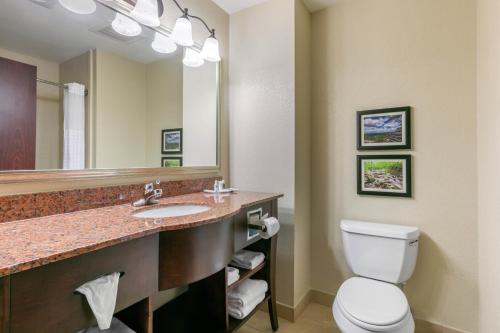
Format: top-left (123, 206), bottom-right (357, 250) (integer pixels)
top-left (239, 303), bottom-right (340, 333)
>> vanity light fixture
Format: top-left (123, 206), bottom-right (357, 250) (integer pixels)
top-left (183, 48), bottom-right (204, 68)
top-left (171, 12), bottom-right (194, 47)
top-left (168, 0), bottom-right (222, 63)
top-left (58, 0), bottom-right (96, 14)
top-left (152, 32), bottom-right (177, 54)
top-left (201, 31), bottom-right (221, 62)
top-left (130, 0), bottom-right (160, 27)
top-left (112, 13), bottom-right (142, 37)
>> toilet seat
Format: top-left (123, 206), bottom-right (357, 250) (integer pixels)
top-left (333, 277), bottom-right (414, 333)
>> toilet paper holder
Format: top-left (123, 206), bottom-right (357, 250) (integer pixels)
top-left (73, 272), bottom-right (125, 295)
top-left (248, 213), bottom-right (269, 232)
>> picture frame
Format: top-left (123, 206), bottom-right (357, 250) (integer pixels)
top-left (162, 128), bottom-right (183, 155)
top-left (162, 157), bottom-right (183, 168)
top-left (357, 155), bottom-right (412, 197)
top-left (357, 107), bottom-right (411, 150)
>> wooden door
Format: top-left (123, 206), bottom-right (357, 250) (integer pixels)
top-left (0, 56), bottom-right (37, 170)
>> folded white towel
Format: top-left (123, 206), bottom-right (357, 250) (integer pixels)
top-left (227, 267), bottom-right (240, 286)
top-left (228, 279), bottom-right (268, 308)
top-left (76, 272), bottom-right (121, 330)
top-left (259, 217), bottom-right (280, 239)
top-left (228, 293), bottom-right (265, 320)
top-left (77, 318), bottom-right (135, 333)
top-left (230, 250), bottom-right (265, 270)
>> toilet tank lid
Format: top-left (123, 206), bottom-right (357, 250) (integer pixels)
top-left (341, 220), bottom-right (420, 240)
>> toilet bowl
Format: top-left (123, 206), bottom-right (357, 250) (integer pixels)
top-left (332, 220), bottom-right (420, 333)
top-left (332, 277), bottom-right (414, 333)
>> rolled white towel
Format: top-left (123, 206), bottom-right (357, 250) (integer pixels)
top-left (228, 279), bottom-right (268, 308)
top-left (230, 250), bottom-right (265, 270)
top-left (227, 267), bottom-right (240, 286)
top-left (228, 293), bottom-right (266, 320)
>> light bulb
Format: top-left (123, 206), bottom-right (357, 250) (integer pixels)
top-left (201, 36), bottom-right (221, 62)
top-left (112, 13), bottom-right (142, 37)
top-left (130, 0), bottom-right (160, 27)
top-left (152, 32), bottom-right (177, 54)
top-left (183, 48), bottom-right (204, 68)
top-left (58, 0), bottom-right (96, 14)
top-left (172, 16), bottom-right (194, 47)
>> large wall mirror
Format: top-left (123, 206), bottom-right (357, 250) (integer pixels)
top-left (0, 0), bottom-right (220, 181)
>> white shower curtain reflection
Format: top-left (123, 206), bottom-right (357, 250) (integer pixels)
top-left (63, 83), bottom-right (86, 170)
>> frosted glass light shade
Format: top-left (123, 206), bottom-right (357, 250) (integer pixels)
top-left (172, 17), bottom-right (194, 47)
top-left (112, 13), bottom-right (142, 37)
top-left (183, 48), bottom-right (204, 68)
top-left (58, 0), bottom-right (96, 14)
top-left (130, 0), bottom-right (160, 27)
top-left (152, 33), bottom-right (177, 54)
top-left (201, 36), bottom-right (221, 62)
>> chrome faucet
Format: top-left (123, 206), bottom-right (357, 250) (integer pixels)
top-left (133, 180), bottom-right (163, 207)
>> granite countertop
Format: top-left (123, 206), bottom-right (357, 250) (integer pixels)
top-left (0, 191), bottom-right (282, 278)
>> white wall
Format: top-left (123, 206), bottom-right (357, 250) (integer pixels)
top-left (183, 62), bottom-right (218, 167)
top-left (311, 1), bottom-right (477, 331)
top-left (477, 0), bottom-right (500, 331)
top-left (229, 0), bottom-right (296, 306)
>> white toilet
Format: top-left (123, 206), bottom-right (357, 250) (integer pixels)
top-left (333, 220), bottom-right (420, 333)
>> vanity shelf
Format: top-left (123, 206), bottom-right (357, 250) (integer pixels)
top-left (227, 294), bottom-right (271, 332)
top-left (227, 262), bottom-right (266, 291)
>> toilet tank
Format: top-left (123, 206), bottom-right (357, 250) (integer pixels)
top-left (341, 220), bottom-right (420, 284)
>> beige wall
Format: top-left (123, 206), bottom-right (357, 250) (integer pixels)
top-left (94, 49), bottom-right (147, 169)
top-left (229, 0), bottom-right (296, 307)
top-left (311, 1), bottom-right (477, 331)
top-left (294, 0), bottom-right (312, 307)
top-left (0, 48), bottom-right (61, 170)
top-left (477, 0), bottom-right (500, 331)
top-left (145, 54), bottom-right (183, 167)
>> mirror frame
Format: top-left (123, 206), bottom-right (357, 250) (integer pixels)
top-left (0, 1), bottom-right (222, 185)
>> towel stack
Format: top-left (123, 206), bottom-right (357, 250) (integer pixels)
top-left (230, 250), bottom-right (265, 270)
top-left (228, 279), bottom-right (268, 320)
top-left (228, 267), bottom-right (240, 286)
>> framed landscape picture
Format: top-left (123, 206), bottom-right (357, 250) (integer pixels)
top-left (162, 157), bottom-right (183, 168)
top-left (162, 128), bottom-right (183, 154)
top-left (357, 107), bottom-right (411, 150)
top-left (357, 155), bottom-right (412, 197)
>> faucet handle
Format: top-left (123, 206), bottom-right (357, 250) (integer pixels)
top-left (155, 179), bottom-right (161, 186)
top-left (144, 183), bottom-right (154, 194)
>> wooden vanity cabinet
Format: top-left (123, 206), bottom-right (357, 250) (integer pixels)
top-left (158, 218), bottom-right (234, 290)
top-left (153, 199), bottom-right (280, 333)
top-left (7, 235), bottom-right (158, 333)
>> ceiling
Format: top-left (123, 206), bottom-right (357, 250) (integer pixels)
top-left (210, 0), bottom-right (270, 15)
top-left (211, 0), bottom-right (341, 14)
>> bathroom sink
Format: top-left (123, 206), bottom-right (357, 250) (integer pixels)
top-left (132, 205), bottom-right (211, 219)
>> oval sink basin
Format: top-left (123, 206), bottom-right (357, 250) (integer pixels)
top-left (133, 205), bottom-right (211, 219)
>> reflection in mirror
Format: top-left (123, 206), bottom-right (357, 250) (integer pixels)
top-left (0, 0), bottom-right (219, 172)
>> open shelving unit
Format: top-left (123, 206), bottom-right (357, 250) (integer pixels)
top-left (227, 262), bottom-right (266, 291)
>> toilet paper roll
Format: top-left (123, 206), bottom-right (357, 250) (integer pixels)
top-left (259, 217), bottom-right (280, 239)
